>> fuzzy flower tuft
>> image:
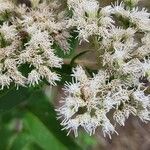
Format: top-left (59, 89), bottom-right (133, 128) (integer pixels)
top-left (0, 0), bottom-right (70, 89)
top-left (57, 66), bottom-right (150, 138)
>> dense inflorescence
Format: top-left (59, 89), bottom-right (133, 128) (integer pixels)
top-left (0, 0), bottom-right (150, 138)
top-left (0, 0), bottom-right (71, 88)
top-left (57, 66), bottom-right (150, 138)
top-left (57, 0), bottom-right (150, 138)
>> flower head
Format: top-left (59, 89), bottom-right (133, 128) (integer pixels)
top-left (57, 65), bottom-right (150, 137)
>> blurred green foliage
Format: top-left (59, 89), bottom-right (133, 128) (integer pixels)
top-left (0, 87), bottom-right (97, 150)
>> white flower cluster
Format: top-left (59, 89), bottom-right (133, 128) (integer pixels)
top-left (100, 2), bottom-right (150, 87)
top-left (57, 66), bottom-right (150, 138)
top-left (67, 0), bottom-right (114, 42)
top-left (66, 0), bottom-right (150, 87)
top-left (0, 0), bottom-right (71, 89)
top-left (112, 1), bottom-right (150, 31)
top-left (0, 0), bottom-right (14, 13)
top-left (57, 0), bottom-right (150, 137)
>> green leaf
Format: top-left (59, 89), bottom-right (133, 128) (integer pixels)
top-left (77, 133), bottom-right (97, 150)
top-left (0, 119), bottom-right (18, 150)
top-left (0, 87), bottom-right (30, 114)
top-left (55, 64), bottom-right (72, 85)
top-left (22, 143), bottom-right (43, 150)
top-left (0, 127), bottom-right (13, 149)
top-left (10, 133), bottom-right (35, 150)
top-left (27, 90), bottom-right (82, 150)
top-left (23, 112), bottom-right (68, 150)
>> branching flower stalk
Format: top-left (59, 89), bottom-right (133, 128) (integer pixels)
top-left (0, 0), bottom-right (150, 138)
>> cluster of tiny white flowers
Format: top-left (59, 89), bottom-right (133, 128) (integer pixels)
top-left (0, 0), bottom-right (14, 13)
top-left (0, 0), bottom-right (72, 88)
top-left (57, 66), bottom-right (150, 138)
top-left (57, 0), bottom-right (150, 138)
top-left (112, 1), bottom-right (150, 31)
top-left (99, 2), bottom-right (150, 88)
top-left (67, 0), bottom-right (114, 42)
